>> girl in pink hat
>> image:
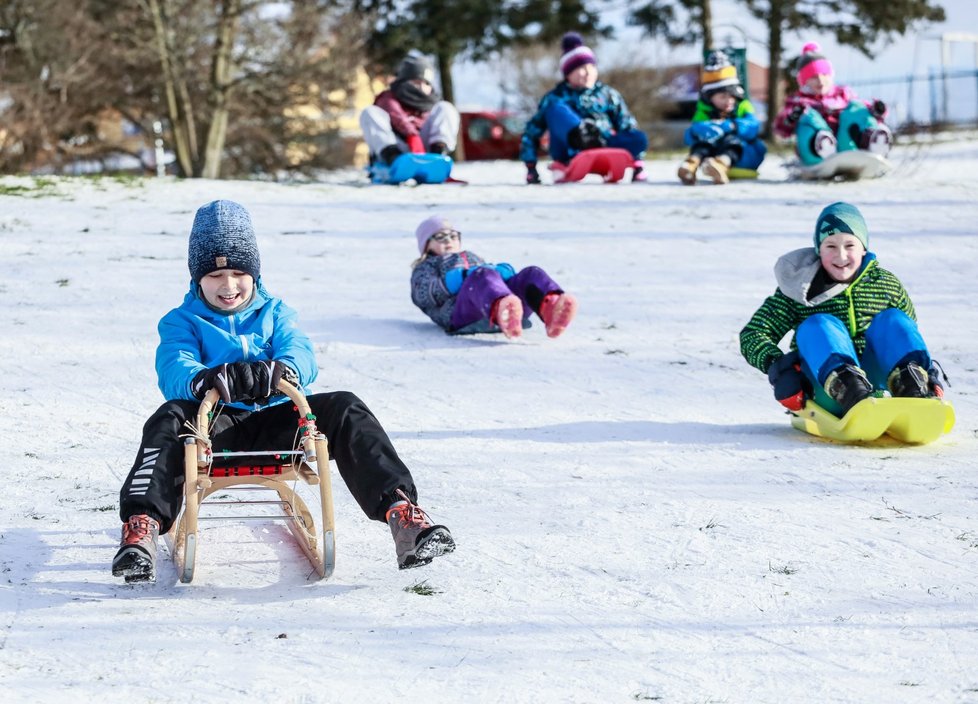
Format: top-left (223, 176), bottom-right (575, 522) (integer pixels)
top-left (410, 214), bottom-right (578, 340)
top-left (774, 42), bottom-right (891, 166)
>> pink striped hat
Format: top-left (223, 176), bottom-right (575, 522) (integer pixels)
top-left (796, 42), bottom-right (833, 85)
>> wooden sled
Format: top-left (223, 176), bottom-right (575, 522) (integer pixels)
top-left (550, 147), bottom-right (635, 183)
top-left (168, 380), bottom-right (336, 583)
top-left (790, 396), bottom-right (955, 445)
top-left (790, 150), bottom-right (892, 181)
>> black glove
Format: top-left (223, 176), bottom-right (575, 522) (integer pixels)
top-left (250, 360), bottom-right (298, 405)
top-left (191, 362), bottom-right (258, 404)
top-left (567, 120), bottom-right (606, 151)
top-left (786, 104), bottom-right (805, 126)
top-left (525, 162), bottom-right (540, 184)
top-left (871, 100), bottom-right (886, 118)
top-left (767, 351), bottom-right (806, 411)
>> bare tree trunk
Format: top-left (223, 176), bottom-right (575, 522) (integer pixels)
top-left (702, 0), bottom-right (714, 53)
top-left (436, 50), bottom-right (454, 105)
top-left (201, 0), bottom-right (240, 179)
top-left (147, 0), bottom-right (194, 176)
top-left (435, 49), bottom-right (463, 160)
top-left (765, 0), bottom-right (785, 139)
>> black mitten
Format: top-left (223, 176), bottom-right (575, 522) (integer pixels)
top-left (786, 104), bottom-right (804, 125)
top-left (767, 351), bottom-right (806, 411)
top-left (567, 120), bottom-right (606, 151)
top-left (191, 362), bottom-right (258, 404)
top-left (251, 361), bottom-right (298, 404)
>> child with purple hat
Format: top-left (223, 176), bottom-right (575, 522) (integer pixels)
top-left (410, 214), bottom-right (578, 339)
top-left (519, 32), bottom-right (649, 184)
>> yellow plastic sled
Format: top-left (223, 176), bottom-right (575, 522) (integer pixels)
top-left (728, 167), bottom-right (759, 180)
top-left (790, 396), bottom-right (955, 445)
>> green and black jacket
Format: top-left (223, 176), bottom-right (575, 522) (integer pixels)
top-left (740, 248), bottom-right (915, 374)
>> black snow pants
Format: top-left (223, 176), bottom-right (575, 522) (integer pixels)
top-left (119, 391), bottom-right (417, 533)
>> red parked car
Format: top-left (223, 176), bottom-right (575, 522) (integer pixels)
top-left (460, 111), bottom-right (534, 161)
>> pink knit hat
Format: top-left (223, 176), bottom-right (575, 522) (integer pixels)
top-left (415, 214), bottom-right (456, 253)
top-left (796, 42), bottom-right (833, 85)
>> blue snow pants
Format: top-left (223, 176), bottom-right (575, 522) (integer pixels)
top-left (795, 309), bottom-right (932, 415)
top-left (688, 132), bottom-right (767, 170)
top-left (796, 101), bottom-right (882, 165)
top-left (545, 102), bottom-right (648, 164)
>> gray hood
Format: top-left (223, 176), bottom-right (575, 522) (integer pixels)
top-left (774, 248), bottom-right (847, 306)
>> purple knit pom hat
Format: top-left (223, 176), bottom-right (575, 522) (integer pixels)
top-left (559, 32), bottom-right (596, 76)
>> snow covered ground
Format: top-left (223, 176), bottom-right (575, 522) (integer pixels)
top-left (1, 140), bottom-right (977, 703)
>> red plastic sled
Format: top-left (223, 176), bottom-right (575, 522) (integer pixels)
top-left (550, 148), bottom-right (635, 184)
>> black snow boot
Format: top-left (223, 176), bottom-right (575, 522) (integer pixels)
top-left (824, 364), bottom-right (873, 416)
top-left (887, 361), bottom-right (930, 398)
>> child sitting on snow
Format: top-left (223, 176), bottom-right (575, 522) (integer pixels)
top-left (520, 32), bottom-right (649, 184)
top-left (410, 214), bottom-right (578, 339)
top-left (773, 42), bottom-right (891, 166)
top-left (113, 200), bottom-right (455, 583)
top-left (359, 51), bottom-right (460, 170)
top-left (678, 50), bottom-right (767, 185)
top-left (740, 202), bottom-right (946, 418)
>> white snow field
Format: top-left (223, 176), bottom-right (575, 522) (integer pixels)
top-left (1, 140), bottom-right (977, 704)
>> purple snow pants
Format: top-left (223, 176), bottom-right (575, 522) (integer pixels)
top-left (449, 266), bottom-right (561, 331)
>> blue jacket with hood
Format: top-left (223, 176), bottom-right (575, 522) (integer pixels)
top-left (155, 280), bottom-right (318, 411)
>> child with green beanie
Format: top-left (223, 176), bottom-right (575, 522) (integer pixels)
top-left (739, 202), bottom-right (946, 418)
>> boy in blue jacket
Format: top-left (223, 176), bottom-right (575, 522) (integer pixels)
top-left (113, 200), bottom-right (454, 582)
top-left (678, 51), bottom-right (767, 185)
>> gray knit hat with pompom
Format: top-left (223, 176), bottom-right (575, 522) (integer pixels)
top-left (188, 200), bottom-right (261, 283)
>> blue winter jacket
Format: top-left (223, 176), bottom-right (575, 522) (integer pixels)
top-left (519, 80), bottom-right (639, 163)
top-left (155, 280), bottom-right (318, 411)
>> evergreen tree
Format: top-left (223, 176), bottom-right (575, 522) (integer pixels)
top-left (351, 0), bottom-right (610, 105)
top-left (628, 0), bottom-right (946, 136)
top-left (742, 0), bottom-right (945, 136)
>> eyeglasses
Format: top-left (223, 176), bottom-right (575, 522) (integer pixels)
top-left (430, 230), bottom-right (460, 243)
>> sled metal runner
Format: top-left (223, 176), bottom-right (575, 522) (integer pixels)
top-left (167, 380), bottom-right (336, 583)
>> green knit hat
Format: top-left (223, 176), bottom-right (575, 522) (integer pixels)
top-left (814, 202), bottom-right (869, 251)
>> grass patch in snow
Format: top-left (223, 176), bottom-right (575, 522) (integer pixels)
top-left (403, 579), bottom-right (441, 596)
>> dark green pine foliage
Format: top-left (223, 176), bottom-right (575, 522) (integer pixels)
top-left (352, 0), bottom-right (609, 105)
top-left (739, 260), bottom-right (916, 374)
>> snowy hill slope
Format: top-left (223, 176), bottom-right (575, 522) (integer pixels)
top-left (1, 143), bottom-right (977, 703)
